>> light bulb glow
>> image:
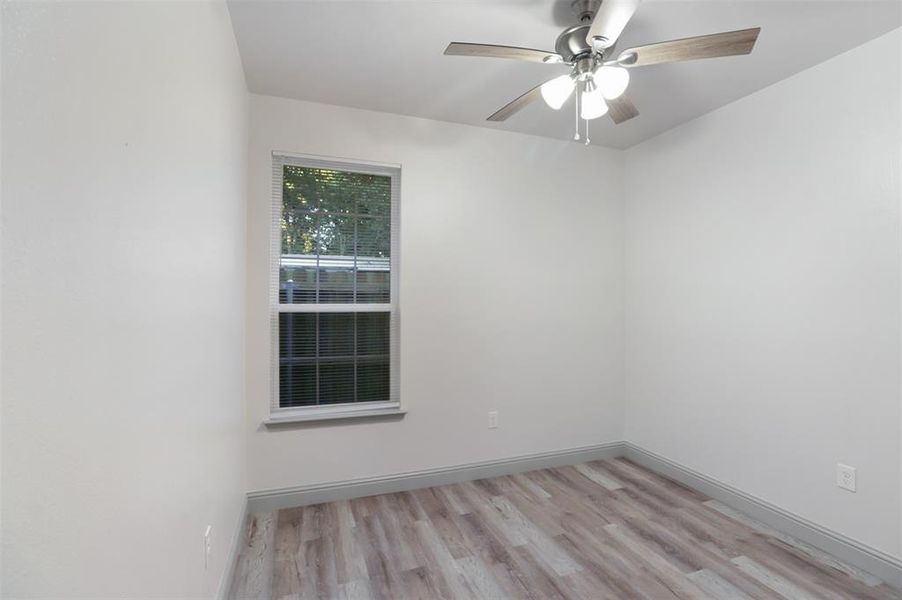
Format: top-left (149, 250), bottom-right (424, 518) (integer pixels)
top-left (595, 66), bottom-right (629, 100)
top-left (541, 75), bottom-right (575, 110)
top-left (580, 86), bottom-right (609, 120)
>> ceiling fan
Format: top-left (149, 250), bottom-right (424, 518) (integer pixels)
top-left (444, 0), bottom-right (760, 141)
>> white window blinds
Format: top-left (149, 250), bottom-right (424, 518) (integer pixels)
top-left (271, 153), bottom-right (400, 413)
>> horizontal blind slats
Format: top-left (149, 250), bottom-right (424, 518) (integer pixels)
top-left (279, 312), bottom-right (392, 407)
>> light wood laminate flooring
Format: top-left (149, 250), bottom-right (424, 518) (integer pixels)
top-left (228, 458), bottom-right (900, 599)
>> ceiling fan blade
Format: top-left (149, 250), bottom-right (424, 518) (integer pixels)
top-left (608, 95), bottom-right (639, 124)
top-left (487, 82), bottom-right (548, 122)
top-left (617, 27), bottom-right (760, 68)
top-left (444, 42), bottom-right (562, 64)
top-left (586, 0), bottom-right (641, 50)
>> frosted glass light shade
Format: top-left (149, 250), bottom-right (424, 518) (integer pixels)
top-left (541, 75), bottom-right (575, 110)
top-left (580, 87), bottom-right (609, 120)
top-left (595, 66), bottom-right (629, 100)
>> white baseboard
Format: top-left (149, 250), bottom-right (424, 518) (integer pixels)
top-left (236, 440), bottom-right (901, 591)
top-left (623, 442), bottom-right (902, 589)
top-left (245, 441), bottom-right (625, 514)
top-left (217, 497), bottom-right (249, 600)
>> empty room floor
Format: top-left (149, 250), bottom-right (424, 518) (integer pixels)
top-left (228, 458), bottom-right (899, 599)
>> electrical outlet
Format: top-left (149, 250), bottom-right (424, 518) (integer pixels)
top-left (488, 410), bottom-right (499, 429)
top-left (836, 463), bottom-right (856, 492)
top-left (204, 525), bottom-right (213, 569)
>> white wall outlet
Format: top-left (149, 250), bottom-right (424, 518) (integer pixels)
top-left (487, 410), bottom-right (499, 429)
top-left (204, 525), bottom-right (213, 569)
top-left (836, 463), bottom-right (856, 492)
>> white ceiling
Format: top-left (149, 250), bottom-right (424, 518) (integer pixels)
top-left (227, 1), bottom-right (901, 149)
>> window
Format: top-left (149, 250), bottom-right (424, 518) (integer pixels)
top-left (269, 154), bottom-right (400, 422)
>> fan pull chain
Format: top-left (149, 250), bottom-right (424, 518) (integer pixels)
top-left (573, 84), bottom-right (580, 141)
top-left (584, 116), bottom-right (590, 146)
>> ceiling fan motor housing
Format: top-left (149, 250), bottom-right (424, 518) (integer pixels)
top-left (557, 0), bottom-right (608, 63)
top-left (554, 23), bottom-right (593, 63)
top-left (570, 0), bottom-right (602, 23)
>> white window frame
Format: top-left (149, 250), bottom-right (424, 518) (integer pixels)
top-left (266, 152), bottom-right (401, 424)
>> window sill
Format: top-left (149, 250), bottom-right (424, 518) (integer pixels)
top-left (263, 405), bottom-right (406, 426)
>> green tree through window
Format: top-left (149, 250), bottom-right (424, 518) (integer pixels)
top-left (281, 166), bottom-right (391, 258)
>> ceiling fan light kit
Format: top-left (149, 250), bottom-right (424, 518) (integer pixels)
top-left (540, 74), bottom-right (575, 110)
top-left (581, 80), bottom-right (609, 120)
top-left (596, 66), bottom-right (629, 100)
top-left (444, 0), bottom-right (761, 143)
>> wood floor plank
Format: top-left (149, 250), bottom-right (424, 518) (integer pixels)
top-left (705, 499), bottom-right (886, 588)
top-left (413, 518), bottom-right (475, 599)
top-left (456, 481), bottom-right (529, 547)
top-left (299, 502), bottom-right (328, 542)
top-left (373, 494), bottom-right (421, 571)
top-left (510, 472), bottom-right (552, 499)
top-left (505, 544), bottom-right (571, 600)
top-left (338, 579), bottom-right (373, 600)
top-left (491, 475), bottom-right (563, 533)
top-left (733, 554), bottom-right (818, 599)
top-left (417, 489), bottom-right (473, 561)
top-left (409, 486), bottom-right (448, 518)
top-left (230, 459), bottom-right (900, 599)
top-left (574, 462), bottom-right (625, 490)
top-left (688, 568), bottom-right (755, 600)
top-left (558, 568), bottom-right (620, 599)
top-left (355, 511), bottom-right (406, 596)
top-left (687, 502), bottom-right (895, 600)
top-left (604, 523), bottom-right (714, 600)
top-left (521, 469), bottom-right (618, 530)
top-left (303, 535), bottom-right (338, 598)
top-left (625, 510), bottom-right (786, 598)
top-left (610, 458), bottom-right (709, 503)
top-left (452, 511), bottom-right (536, 598)
top-left (399, 565), bottom-right (447, 600)
top-left (554, 530), bottom-right (670, 599)
top-left (337, 578), bottom-right (373, 600)
top-left (335, 500), bottom-right (356, 530)
top-left (227, 511), bottom-right (276, 600)
top-left (529, 468), bottom-right (653, 538)
top-left (274, 507), bottom-right (303, 557)
top-left (455, 554), bottom-right (508, 599)
top-left (432, 485), bottom-right (470, 516)
top-left (488, 494), bottom-right (580, 576)
top-left (329, 501), bottom-right (368, 585)
top-left (548, 465), bottom-right (614, 497)
top-left (738, 541), bottom-right (886, 600)
top-left (271, 556), bottom-right (303, 600)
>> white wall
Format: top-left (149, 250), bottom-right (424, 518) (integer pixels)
top-left (624, 29), bottom-right (902, 558)
top-left (1, 2), bottom-right (248, 596)
top-left (246, 94), bottom-right (624, 492)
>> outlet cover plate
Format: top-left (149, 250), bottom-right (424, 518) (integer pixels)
top-left (837, 463), bottom-right (856, 492)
